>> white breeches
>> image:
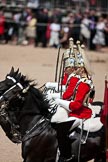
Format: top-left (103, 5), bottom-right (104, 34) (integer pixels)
top-left (51, 106), bottom-right (82, 130)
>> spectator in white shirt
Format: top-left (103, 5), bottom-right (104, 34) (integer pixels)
top-left (49, 18), bottom-right (60, 48)
top-left (92, 16), bottom-right (105, 51)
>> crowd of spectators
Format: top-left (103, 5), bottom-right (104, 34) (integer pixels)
top-left (0, 6), bottom-right (108, 51)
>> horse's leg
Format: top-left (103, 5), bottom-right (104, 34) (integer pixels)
top-left (94, 151), bottom-right (106, 162)
top-left (24, 155), bottom-right (44, 162)
top-left (27, 158), bottom-right (43, 162)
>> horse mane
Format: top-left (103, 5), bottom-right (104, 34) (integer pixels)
top-left (30, 86), bottom-right (50, 117)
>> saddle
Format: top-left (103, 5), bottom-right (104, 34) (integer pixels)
top-left (78, 117), bottom-right (103, 133)
top-left (68, 116), bottom-right (104, 145)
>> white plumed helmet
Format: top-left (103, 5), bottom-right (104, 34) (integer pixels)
top-left (76, 41), bottom-right (93, 76)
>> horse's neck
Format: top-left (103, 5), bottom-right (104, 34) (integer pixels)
top-left (14, 92), bottom-right (41, 135)
top-left (14, 89), bottom-right (49, 136)
top-left (19, 114), bottom-right (42, 136)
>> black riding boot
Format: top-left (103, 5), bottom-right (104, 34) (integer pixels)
top-left (55, 120), bottom-right (75, 161)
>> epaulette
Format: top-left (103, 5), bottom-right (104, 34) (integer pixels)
top-left (80, 77), bottom-right (93, 89)
top-left (75, 74), bottom-right (80, 79)
top-left (67, 73), bottom-right (80, 83)
top-left (67, 73), bottom-right (75, 82)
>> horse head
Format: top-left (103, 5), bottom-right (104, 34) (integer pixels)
top-left (0, 67), bottom-right (32, 143)
top-left (0, 67), bottom-right (50, 115)
top-left (0, 66), bottom-right (33, 103)
top-left (0, 67), bottom-right (18, 95)
top-left (0, 67), bottom-right (51, 139)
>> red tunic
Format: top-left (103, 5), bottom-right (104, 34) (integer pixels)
top-left (69, 81), bottom-right (92, 119)
top-left (0, 15), bottom-right (5, 35)
top-left (62, 76), bottom-right (79, 100)
top-left (61, 73), bottom-right (68, 85)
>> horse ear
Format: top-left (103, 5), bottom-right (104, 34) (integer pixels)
top-left (8, 66), bottom-right (14, 76)
top-left (14, 68), bottom-right (19, 76)
top-left (15, 68), bottom-right (19, 73)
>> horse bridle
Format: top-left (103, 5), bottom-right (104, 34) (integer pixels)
top-left (6, 76), bottom-right (17, 83)
top-left (0, 76), bottom-right (30, 143)
top-left (0, 75), bottom-right (31, 106)
top-left (0, 82), bottom-right (23, 123)
top-left (0, 75), bottom-right (31, 128)
top-left (0, 80), bottom-right (23, 106)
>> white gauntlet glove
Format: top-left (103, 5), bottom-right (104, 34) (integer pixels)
top-left (55, 85), bottom-right (66, 92)
top-left (51, 93), bottom-right (61, 99)
top-left (46, 92), bottom-right (61, 100)
top-left (55, 98), bottom-right (71, 112)
top-left (45, 82), bottom-right (58, 89)
top-left (45, 82), bottom-right (66, 93)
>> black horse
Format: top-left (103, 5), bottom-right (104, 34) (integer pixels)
top-left (0, 67), bottom-right (58, 162)
top-left (0, 67), bottom-right (106, 162)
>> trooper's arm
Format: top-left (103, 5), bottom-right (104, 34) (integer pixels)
top-left (55, 85), bottom-right (66, 92)
top-left (49, 92), bottom-right (61, 100)
top-left (55, 81), bottom-right (90, 112)
top-left (45, 82), bottom-right (66, 92)
top-left (45, 82), bottom-right (58, 89)
top-left (61, 73), bottom-right (68, 85)
top-left (62, 76), bottom-right (79, 100)
top-left (69, 82), bottom-right (90, 110)
top-left (55, 98), bottom-right (71, 112)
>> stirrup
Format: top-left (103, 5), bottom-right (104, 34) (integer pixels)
top-left (59, 155), bottom-right (74, 162)
top-left (65, 155), bottom-right (74, 162)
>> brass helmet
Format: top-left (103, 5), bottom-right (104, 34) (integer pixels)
top-left (76, 41), bottom-right (93, 76)
top-left (63, 37), bottom-right (77, 68)
top-left (65, 57), bottom-right (76, 68)
top-left (63, 37), bottom-right (74, 60)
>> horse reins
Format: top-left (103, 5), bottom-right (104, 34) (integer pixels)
top-left (22, 116), bottom-right (50, 142)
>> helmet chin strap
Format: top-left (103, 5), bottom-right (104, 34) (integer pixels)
top-left (0, 82), bottom-right (23, 104)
